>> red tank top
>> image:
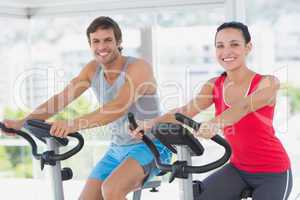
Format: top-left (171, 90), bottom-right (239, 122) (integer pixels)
top-left (213, 73), bottom-right (290, 173)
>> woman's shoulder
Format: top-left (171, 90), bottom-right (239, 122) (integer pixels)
top-left (207, 73), bottom-right (226, 86)
top-left (256, 74), bottom-right (280, 91)
top-left (258, 74), bottom-right (280, 84)
top-left (208, 77), bottom-right (218, 84)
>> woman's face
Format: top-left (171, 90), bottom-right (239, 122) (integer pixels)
top-left (215, 28), bottom-right (252, 72)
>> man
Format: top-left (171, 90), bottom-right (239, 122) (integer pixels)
top-left (1, 16), bottom-right (171, 200)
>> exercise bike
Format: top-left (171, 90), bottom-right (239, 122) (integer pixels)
top-left (0, 120), bottom-right (162, 200)
top-left (0, 120), bottom-right (84, 200)
top-left (128, 112), bottom-right (253, 200)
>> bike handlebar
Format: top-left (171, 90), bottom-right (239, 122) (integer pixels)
top-left (174, 113), bottom-right (232, 173)
top-left (128, 112), bottom-right (232, 183)
top-left (0, 121), bottom-right (84, 169)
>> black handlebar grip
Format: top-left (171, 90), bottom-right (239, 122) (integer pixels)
top-left (0, 122), bottom-right (19, 133)
top-left (128, 112), bottom-right (145, 134)
top-left (128, 112), bottom-right (138, 130)
top-left (175, 113), bottom-right (201, 130)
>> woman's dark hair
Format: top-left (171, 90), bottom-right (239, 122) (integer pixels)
top-left (221, 71), bottom-right (227, 76)
top-left (215, 21), bottom-right (251, 45)
top-left (86, 16), bottom-right (123, 52)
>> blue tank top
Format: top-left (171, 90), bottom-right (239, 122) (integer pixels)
top-left (91, 56), bottom-right (161, 145)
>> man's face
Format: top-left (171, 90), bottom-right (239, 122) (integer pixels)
top-left (89, 28), bottom-right (121, 66)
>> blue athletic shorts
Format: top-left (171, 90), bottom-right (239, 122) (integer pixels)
top-left (89, 139), bottom-right (172, 183)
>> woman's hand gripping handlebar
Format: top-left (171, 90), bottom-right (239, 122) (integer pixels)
top-left (128, 112), bottom-right (232, 183)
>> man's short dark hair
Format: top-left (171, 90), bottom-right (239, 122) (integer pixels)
top-left (86, 16), bottom-right (123, 52)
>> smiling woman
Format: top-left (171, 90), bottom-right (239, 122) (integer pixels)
top-left (130, 21), bottom-right (293, 200)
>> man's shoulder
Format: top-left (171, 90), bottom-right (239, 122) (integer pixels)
top-left (126, 57), bottom-right (151, 71)
top-left (124, 57), bottom-right (155, 83)
top-left (79, 60), bottom-right (98, 82)
top-left (85, 59), bottom-right (98, 70)
top-left (127, 56), bottom-right (148, 65)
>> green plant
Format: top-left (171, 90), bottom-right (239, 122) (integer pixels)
top-left (281, 83), bottom-right (300, 115)
top-left (0, 147), bottom-right (12, 171)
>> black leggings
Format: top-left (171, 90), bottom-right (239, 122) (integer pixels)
top-left (198, 163), bottom-right (293, 200)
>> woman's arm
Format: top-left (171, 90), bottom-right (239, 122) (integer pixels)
top-left (130, 78), bottom-right (217, 137)
top-left (197, 75), bottom-right (280, 139)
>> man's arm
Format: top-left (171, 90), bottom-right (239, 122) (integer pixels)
top-left (72, 59), bottom-right (156, 130)
top-left (23, 60), bottom-right (97, 122)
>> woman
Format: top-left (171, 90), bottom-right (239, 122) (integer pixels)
top-left (130, 21), bottom-right (293, 200)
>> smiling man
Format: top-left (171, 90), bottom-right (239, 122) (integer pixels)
top-left (1, 16), bottom-right (171, 200)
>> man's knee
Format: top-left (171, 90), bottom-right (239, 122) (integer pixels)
top-left (102, 179), bottom-right (127, 200)
top-left (79, 179), bottom-right (103, 200)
